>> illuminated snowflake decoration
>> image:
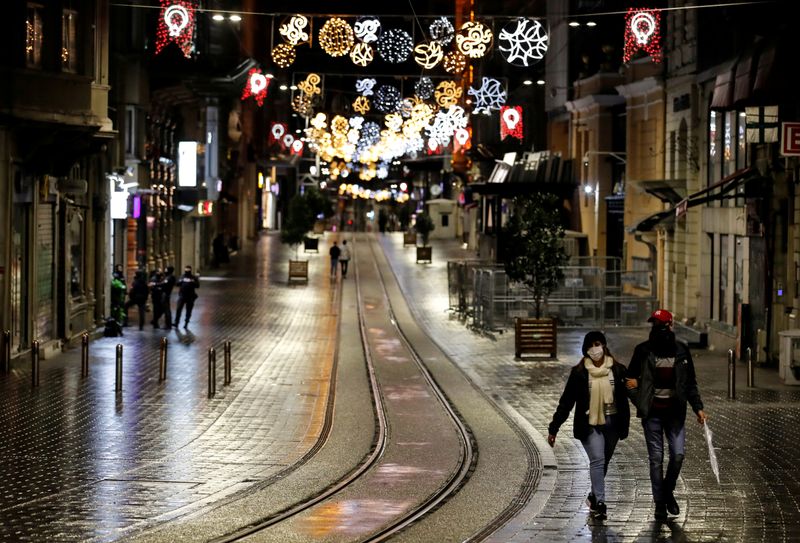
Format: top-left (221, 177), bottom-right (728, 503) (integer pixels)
top-left (498, 18), bottom-right (548, 67)
top-left (354, 16), bottom-right (381, 44)
top-left (413, 41), bottom-right (444, 69)
top-left (374, 85), bottom-right (402, 113)
top-left (350, 43), bottom-right (375, 66)
top-left (435, 80), bottom-right (462, 108)
top-left (271, 43), bottom-right (296, 68)
top-left (405, 134), bottom-right (425, 154)
top-left (311, 113), bottom-right (328, 130)
top-left (349, 116), bottom-right (365, 129)
top-left (468, 77), bottom-right (506, 114)
top-left (356, 78), bottom-right (377, 96)
top-left (442, 50), bottom-right (467, 74)
top-left (319, 18), bottom-right (354, 57)
top-left (376, 28), bottom-right (413, 64)
top-left (360, 122), bottom-right (382, 146)
top-left (456, 21), bottom-right (493, 59)
top-left (279, 14), bottom-right (309, 45)
top-left (352, 96), bottom-right (370, 114)
top-left (430, 17), bottom-right (455, 46)
top-left (444, 105), bottom-right (469, 130)
top-left (426, 110), bottom-right (456, 147)
top-left (385, 113), bottom-right (403, 132)
top-left (331, 115), bottom-right (349, 135)
top-left (377, 164), bottom-right (389, 179)
top-left (415, 77), bottom-right (435, 100)
top-left (399, 98), bottom-right (415, 118)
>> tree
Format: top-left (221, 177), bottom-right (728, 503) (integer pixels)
top-left (414, 212), bottom-right (435, 246)
top-left (501, 193), bottom-right (568, 318)
top-left (280, 187), bottom-right (334, 259)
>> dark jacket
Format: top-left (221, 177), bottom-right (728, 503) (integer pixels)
top-left (329, 245), bottom-right (341, 259)
top-left (162, 273), bottom-right (176, 297)
top-left (627, 340), bottom-right (704, 421)
top-left (548, 358), bottom-right (631, 441)
top-left (128, 277), bottom-right (149, 304)
top-left (177, 273), bottom-right (199, 300)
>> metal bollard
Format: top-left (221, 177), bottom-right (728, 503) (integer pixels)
top-left (115, 344), bottom-right (123, 392)
top-left (727, 348), bottom-right (736, 399)
top-left (31, 340), bottom-right (40, 388)
top-left (2, 330), bottom-right (10, 373)
top-left (159, 337), bottom-right (168, 381)
top-left (746, 346), bottom-right (754, 388)
top-left (223, 340), bottom-right (231, 385)
top-left (81, 333), bottom-right (89, 377)
top-left (208, 347), bottom-right (216, 398)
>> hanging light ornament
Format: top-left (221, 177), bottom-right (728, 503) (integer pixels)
top-left (413, 41), bottom-right (444, 69)
top-left (271, 43), bottom-right (296, 68)
top-left (456, 21), bottom-right (493, 59)
top-left (442, 50), bottom-right (467, 74)
top-left (350, 42), bottom-right (375, 66)
top-left (415, 77), bottom-right (435, 100)
top-left (429, 17), bottom-right (455, 46)
top-left (292, 93), bottom-right (313, 117)
top-left (500, 106), bottom-right (524, 140)
top-left (278, 14), bottom-right (309, 45)
top-left (155, 0), bottom-right (196, 58)
top-left (385, 113), bottom-right (403, 132)
top-left (241, 68), bottom-right (271, 106)
top-left (319, 17), bottom-right (355, 57)
top-left (623, 8), bottom-right (662, 63)
top-left (297, 73), bottom-right (322, 97)
top-left (374, 85), bottom-right (402, 113)
top-left (376, 28), bottom-right (413, 64)
top-left (355, 78), bottom-right (377, 96)
top-left (435, 80), bottom-right (462, 108)
top-left (468, 77), bottom-right (507, 114)
top-left (354, 16), bottom-right (382, 43)
top-left (498, 18), bottom-right (548, 67)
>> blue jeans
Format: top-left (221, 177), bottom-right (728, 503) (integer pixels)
top-left (580, 416), bottom-right (619, 502)
top-left (330, 257), bottom-right (339, 276)
top-left (642, 414), bottom-right (686, 502)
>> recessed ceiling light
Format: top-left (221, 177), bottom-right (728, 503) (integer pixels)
top-left (290, 85), bottom-right (297, 90)
top-left (212, 14), bottom-right (225, 21)
top-left (264, 72), bottom-right (274, 79)
top-left (229, 14), bottom-right (242, 22)
top-left (586, 21), bottom-right (597, 27)
top-left (523, 79), bottom-right (533, 85)
top-left (569, 21), bottom-right (580, 27)
top-left (536, 79), bottom-right (545, 86)
top-left (279, 84), bottom-right (288, 91)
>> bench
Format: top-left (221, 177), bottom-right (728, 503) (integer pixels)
top-left (515, 317), bottom-right (557, 359)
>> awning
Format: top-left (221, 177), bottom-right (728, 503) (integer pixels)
top-left (630, 167), bottom-right (757, 233)
top-left (733, 54), bottom-right (754, 104)
top-left (753, 45), bottom-right (776, 101)
top-left (710, 68), bottom-right (735, 109)
top-left (633, 178), bottom-right (687, 205)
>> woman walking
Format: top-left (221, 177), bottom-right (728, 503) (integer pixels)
top-left (547, 331), bottom-right (630, 520)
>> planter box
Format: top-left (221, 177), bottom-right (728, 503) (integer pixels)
top-left (403, 232), bottom-right (417, 246)
top-left (416, 246), bottom-right (432, 263)
top-left (288, 260), bottom-right (309, 283)
top-left (515, 317), bottom-right (557, 359)
top-left (303, 237), bottom-right (319, 253)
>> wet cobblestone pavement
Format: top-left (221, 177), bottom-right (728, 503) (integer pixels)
top-left (378, 233), bottom-right (800, 543)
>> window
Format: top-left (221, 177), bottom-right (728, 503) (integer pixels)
top-left (62, 9), bottom-right (78, 72)
top-left (708, 111), bottom-right (720, 188)
top-left (736, 111), bottom-right (747, 169)
top-left (441, 214), bottom-right (449, 227)
top-left (719, 234), bottom-right (728, 323)
top-left (631, 257), bottom-right (651, 289)
top-left (26, 3), bottom-right (44, 68)
top-left (723, 111), bottom-right (736, 178)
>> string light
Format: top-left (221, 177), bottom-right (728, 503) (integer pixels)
top-left (413, 41), bottom-right (444, 69)
top-left (498, 18), bottom-right (548, 67)
top-left (319, 17), bottom-right (354, 57)
top-left (350, 42), bottom-right (375, 66)
top-left (292, 93), bottom-right (314, 117)
top-left (456, 21), bottom-right (493, 59)
top-left (376, 28), bottom-right (413, 64)
top-left (155, 0), bottom-right (196, 58)
top-left (278, 14), bottom-right (309, 45)
top-left (271, 43), bottom-right (296, 68)
top-left (442, 50), bottom-right (467, 74)
top-left (354, 16), bottom-right (381, 43)
top-left (429, 16), bottom-right (455, 45)
top-left (415, 77), bottom-right (435, 100)
top-left (468, 77), bottom-right (507, 114)
top-left (374, 85), bottom-right (402, 113)
top-left (435, 80), bottom-right (462, 108)
top-left (623, 8), bottom-right (662, 63)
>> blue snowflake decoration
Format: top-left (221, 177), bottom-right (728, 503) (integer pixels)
top-left (468, 77), bottom-right (507, 114)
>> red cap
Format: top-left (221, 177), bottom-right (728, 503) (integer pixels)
top-left (648, 309), bottom-right (673, 324)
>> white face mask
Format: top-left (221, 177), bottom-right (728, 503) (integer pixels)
top-left (587, 345), bottom-right (605, 362)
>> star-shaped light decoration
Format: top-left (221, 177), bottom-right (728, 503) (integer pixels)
top-left (497, 18), bottom-right (548, 67)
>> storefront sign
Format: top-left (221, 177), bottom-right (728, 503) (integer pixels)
top-left (781, 122), bottom-right (800, 156)
top-left (178, 141), bottom-right (197, 187)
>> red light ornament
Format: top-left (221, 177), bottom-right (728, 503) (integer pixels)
top-left (269, 122), bottom-right (288, 146)
top-left (155, 0), bottom-right (196, 58)
top-left (500, 106), bottom-right (523, 140)
top-left (623, 8), bottom-right (661, 63)
top-left (242, 68), bottom-right (271, 107)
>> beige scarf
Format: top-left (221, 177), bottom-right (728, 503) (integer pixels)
top-left (585, 356), bottom-right (614, 426)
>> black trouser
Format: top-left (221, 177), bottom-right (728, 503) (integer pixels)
top-left (124, 300), bottom-right (146, 329)
top-left (162, 296), bottom-right (173, 327)
top-left (175, 297), bottom-right (195, 326)
top-left (340, 259), bottom-right (349, 277)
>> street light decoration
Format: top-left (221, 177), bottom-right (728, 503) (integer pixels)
top-left (442, 50), bottom-right (467, 74)
top-left (292, 93), bottom-right (313, 117)
top-left (241, 68), bottom-right (271, 106)
top-left (356, 78), bottom-right (377, 96)
top-left (500, 106), bottom-right (524, 140)
top-left (429, 17), bottom-right (455, 46)
top-left (456, 21), bottom-right (493, 59)
top-left (497, 18), bottom-right (548, 67)
top-left (413, 41), bottom-right (444, 69)
top-left (319, 17), bottom-right (354, 57)
top-left (376, 28), bottom-right (413, 63)
top-left (374, 85), bottom-right (402, 113)
top-left (623, 8), bottom-right (662, 63)
top-left (271, 43), bottom-right (296, 68)
top-left (354, 16), bottom-right (381, 43)
top-left (350, 42), bottom-right (375, 66)
top-left (155, 0), bottom-right (196, 58)
top-left (415, 77), bottom-right (435, 100)
top-left (435, 80), bottom-right (462, 108)
top-left (468, 77), bottom-right (506, 114)
top-left (297, 73), bottom-right (322, 96)
top-left (278, 14), bottom-right (309, 45)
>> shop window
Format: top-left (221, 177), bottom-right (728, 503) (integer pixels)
top-left (62, 9), bottom-right (78, 72)
top-left (723, 111), bottom-right (736, 178)
top-left (68, 208), bottom-right (84, 299)
top-left (707, 111), bottom-right (720, 190)
top-left (26, 3), bottom-right (44, 68)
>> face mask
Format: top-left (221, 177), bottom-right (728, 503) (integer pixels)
top-left (587, 345), bottom-right (604, 362)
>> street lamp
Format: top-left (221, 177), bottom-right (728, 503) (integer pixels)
top-left (582, 150), bottom-right (627, 167)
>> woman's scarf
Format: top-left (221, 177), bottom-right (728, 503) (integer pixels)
top-left (585, 356), bottom-right (614, 426)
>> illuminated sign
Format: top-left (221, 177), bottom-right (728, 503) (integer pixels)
top-left (110, 191), bottom-right (128, 219)
top-left (196, 200), bottom-right (214, 216)
top-left (178, 141), bottom-right (197, 187)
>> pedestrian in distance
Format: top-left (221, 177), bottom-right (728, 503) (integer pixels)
top-left (329, 241), bottom-right (341, 278)
top-left (626, 309), bottom-right (708, 521)
top-left (123, 270), bottom-right (149, 330)
top-left (110, 266), bottom-right (127, 325)
top-left (161, 266), bottom-right (176, 329)
top-left (174, 265), bottom-right (200, 328)
top-left (148, 269), bottom-right (165, 329)
top-left (339, 239), bottom-right (351, 278)
top-left (547, 331), bottom-right (630, 521)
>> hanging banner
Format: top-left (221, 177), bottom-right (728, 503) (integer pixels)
top-left (155, 0), bottom-right (196, 58)
top-left (500, 106), bottom-right (523, 140)
top-left (623, 8), bottom-right (662, 63)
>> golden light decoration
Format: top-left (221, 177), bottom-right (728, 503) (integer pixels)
top-left (311, 112), bottom-right (328, 130)
top-left (353, 96), bottom-right (370, 114)
top-left (413, 41), bottom-right (444, 69)
top-left (385, 113), bottom-right (403, 132)
top-left (318, 17), bottom-right (354, 57)
top-left (292, 93), bottom-right (313, 117)
top-left (435, 80), bottom-right (462, 108)
top-left (350, 42), bottom-right (374, 66)
top-left (279, 14), bottom-right (309, 45)
top-left (297, 73), bottom-right (322, 96)
top-left (442, 50), bottom-right (467, 74)
top-left (456, 21), bottom-right (493, 59)
top-left (331, 115), bottom-right (349, 135)
top-left (271, 43), bottom-right (296, 68)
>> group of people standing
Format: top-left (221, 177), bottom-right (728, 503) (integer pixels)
top-left (548, 309), bottom-right (707, 522)
top-left (328, 240), bottom-right (351, 278)
top-left (111, 265), bottom-right (200, 330)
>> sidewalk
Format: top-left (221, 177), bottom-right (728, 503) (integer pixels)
top-left (378, 233), bottom-right (800, 542)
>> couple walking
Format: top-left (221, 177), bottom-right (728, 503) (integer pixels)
top-left (329, 240), bottom-right (351, 278)
top-left (548, 309), bottom-right (708, 522)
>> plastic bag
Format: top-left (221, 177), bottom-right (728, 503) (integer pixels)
top-left (703, 422), bottom-right (720, 484)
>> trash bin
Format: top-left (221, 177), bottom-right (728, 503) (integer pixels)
top-left (778, 330), bottom-right (800, 385)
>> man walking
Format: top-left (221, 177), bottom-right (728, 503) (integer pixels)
top-left (161, 266), bottom-right (176, 329)
top-left (339, 239), bottom-right (351, 278)
top-left (329, 241), bottom-right (341, 278)
top-left (626, 309), bottom-right (708, 520)
top-left (174, 266), bottom-right (200, 328)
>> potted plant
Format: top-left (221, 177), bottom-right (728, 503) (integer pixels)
top-left (281, 193), bottom-right (314, 282)
top-left (414, 211), bottom-right (435, 263)
top-left (501, 193), bottom-right (568, 358)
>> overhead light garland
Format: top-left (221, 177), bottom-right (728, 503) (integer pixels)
top-left (297, 73), bottom-right (322, 97)
top-left (354, 16), bottom-right (381, 43)
top-left (500, 106), bottom-right (524, 140)
top-left (278, 14), bottom-right (309, 45)
top-left (456, 21), bottom-right (493, 59)
top-left (241, 68), bottom-right (271, 106)
top-left (442, 50), bottom-right (467, 74)
top-left (356, 78), bottom-right (377, 96)
top-left (319, 17), bottom-right (355, 57)
top-left (435, 80), bottom-right (462, 108)
top-left (623, 8), bottom-right (662, 63)
top-left (271, 43), bottom-right (296, 68)
top-left (376, 28), bottom-right (413, 64)
top-left (374, 85), bottom-right (402, 113)
top-left (429, 17), bottom-right (455, 45)
top-left (413, 41), bottom-right (444, 69)
top-left (415, 77), bottom-right (435, 100)
top-left (350, 42), bottom-right (375, 66)
top-left (292, 93), bottom-right (314, 117)
top-left (468, 77), bottom-right (506, 114)
top-left (155, 0), bottom-right (196, 58)
top-left (498, 18), bottom-right (548, 67)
